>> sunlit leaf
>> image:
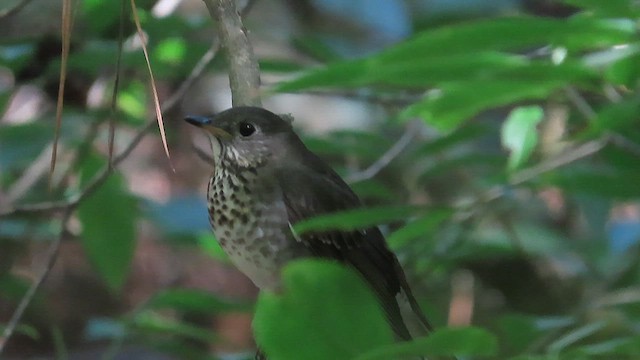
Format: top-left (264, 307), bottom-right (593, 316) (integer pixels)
top-left (403, 81), bottom-right (559, 132)
top-left (501, 106), bottom-right (544, 171)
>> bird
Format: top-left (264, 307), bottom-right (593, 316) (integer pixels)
top-left (185, 106), bottom-right (432, 345)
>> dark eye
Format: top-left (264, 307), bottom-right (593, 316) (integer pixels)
top-left (238, 122), bottom-right (256, 137)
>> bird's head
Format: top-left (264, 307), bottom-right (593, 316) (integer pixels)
top-left (185, 106), bottom-right (295, 169)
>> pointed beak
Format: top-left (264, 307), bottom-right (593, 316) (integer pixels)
top-left (184, 115), bottom-right (232, 140)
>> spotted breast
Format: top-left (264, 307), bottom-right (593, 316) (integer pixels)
top-left (207, 156), bottom-right (304, 291)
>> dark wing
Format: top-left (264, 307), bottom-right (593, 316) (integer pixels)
top-left (276, 149), bottom-right (432, 340)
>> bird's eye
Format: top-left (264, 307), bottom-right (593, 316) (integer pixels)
top-left (238, 122), bottom-right (256, 137)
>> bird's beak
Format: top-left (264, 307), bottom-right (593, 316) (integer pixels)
top-left (185, 115), bottom-right (232, 140)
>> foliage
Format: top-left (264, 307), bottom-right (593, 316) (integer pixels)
top-left (1, 0), bottom-right (640, 359)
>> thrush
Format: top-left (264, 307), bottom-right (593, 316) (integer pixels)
top-left (185, 106), bottom-right (432, 342)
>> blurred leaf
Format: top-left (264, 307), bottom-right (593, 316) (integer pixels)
top-left (350, 179), bottom-right (397, 202)
top-left (403, 81), bottom-right (560, 132)
top-left (387, 209), bottom-right (453, 249)
top-left (78, 154), bottom-right (137, 292)
top-left (145, 288), bottom-right (251, 314)
top-left (548, 321), bottom-right (607, 353)
top-left (377, 17), bottom-right (632, 61)
top-left (501, 106), bottom-right (544, 171)
top-left (498, 314), bottom-right (543, 354)
top-left (259, 58), bottom-right (306, 73)
top-left (155, 37), bottom-right (186, 65)
top-left (117, 82), bottom-right (147, 121)
top-left (131, 311), bottom-right (217, 343)
top-left (564, 0), bottom-right (640, 17)
top-left (197, 232), bottom-right (230, 263)
top-left (0, 122), bottom-right (51, 172)
top-left (293, 205), bottom-right (423, 235)
top-left (254, 260), bottom-right (394, 360)
top-left (582, 99), bottom-right (640, 138)
top-left (605, 51), bottom-right (640, 87)
top-left (276, 16), bottom-right (629, 92)
top-left (356, 327), bottom-right (498, 359)
top-left (551, 169), bottom-right (640, 199)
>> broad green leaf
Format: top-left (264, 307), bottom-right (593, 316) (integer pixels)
top-left (293, 205), bottom-right (423, 235)
top-left (254, 260), bottom-right (394, 360)
top-left (387, 209), bottom-right (453, 249)
top-left (144, 288), bottom-right (251, 314)
top-left (275, 17), bottom-right (629, 92)
top-left (377, 17), bottom-right (632, 62)
top-left (276, 54), bottom-right (594, 92)
top-left (403, 81), bottom-right (560, 132)
top-left (78, 154), bottom-right (137, 292)
top-left (501, 106), bottom-right (544, 171)
top-left (355, 327), bottom-right (498, 360)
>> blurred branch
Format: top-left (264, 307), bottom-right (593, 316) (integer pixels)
top-left (202, 0), bottom-right (262, 106)
top-left (346, 121), bottom-right (420, 184)
top-left (0, 0), bottom-right (35, 19)
top-left (0, 209), bottom-right (72, 353)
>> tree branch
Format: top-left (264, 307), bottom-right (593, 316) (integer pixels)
top-left (202, 0), bottom-right (262, 107)
top-left (346, 121), bottom-right (420, 184)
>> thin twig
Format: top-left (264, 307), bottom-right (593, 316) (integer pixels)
top-left (0, 38), bottom-right (220, 219)
top-left (508, 138), bottom-right (607, 186)
top-left (564, 86), bottom-right (597, 121)
top-left (0, 0), bottom-right (36, 19)
top-left (0, 209), bottom-right (72, 353)
top-left (202, 0), bottom-right (262, 107)
top-left (346, 121), bottom-right (420, 184)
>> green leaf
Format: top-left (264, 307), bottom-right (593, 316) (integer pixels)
top-left (197, 232), bottom-right (230, 263)
top-left (377, 17), bottom-right (632, 61)
top-left (144, 288), bottom-right (251, 314)
top-left (605, 51), bottom-right (640, 87)
top-left (402, 81), bottom-right (559, 132)
top-left (355, 327), bottom-right (498, 360)
top-left (131, 311), bottom-right (217, 343)
top-left (582, 99), bottom-right (640, 138)
top-left (293, 205), bottom-right (423, 235)
top-left (77, 154), bottom-right (137, 292)
top-left (501, 106), bottom-right (544, 171)
top-left (387, 209), bottom-right (453, 249)
top-left (253, 260), bottom-right (394, 360)
top-left (274, 16), bottom-right (629, 92)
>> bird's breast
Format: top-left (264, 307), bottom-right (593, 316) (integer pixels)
top-left (207, 168), bottom-right (292, 290)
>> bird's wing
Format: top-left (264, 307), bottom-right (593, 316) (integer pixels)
top-left (276, 158), bottom-right (432, 340)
